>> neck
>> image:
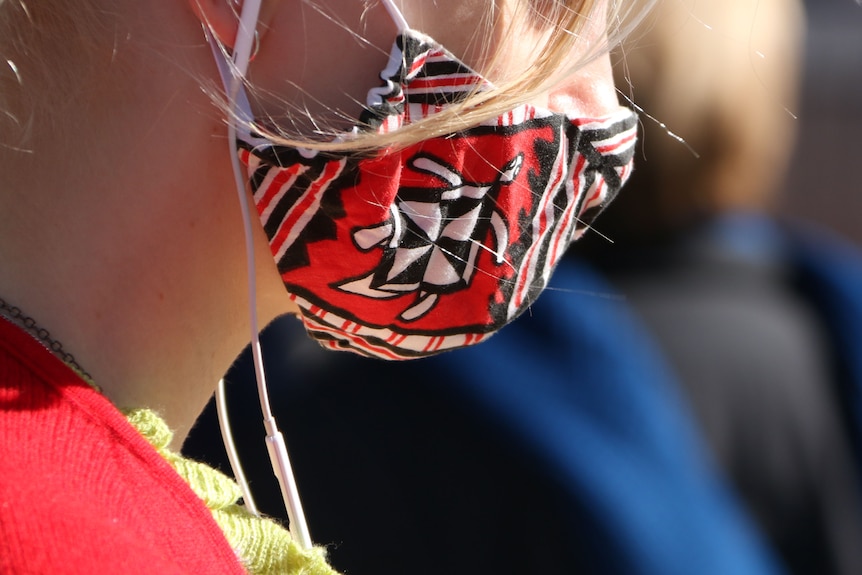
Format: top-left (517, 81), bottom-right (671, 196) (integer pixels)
top-left (0, 13), bottom-right (295, 446)
top-left (0, 218), bottom-right (255, 446)
top-left (0, 173), bottom-right (292, 446)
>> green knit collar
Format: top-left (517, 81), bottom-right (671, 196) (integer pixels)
top-left (124, 408), bottom-right (342, 575)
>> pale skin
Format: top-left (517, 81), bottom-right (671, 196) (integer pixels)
top-left (0, 0), bottom-right (619, 448)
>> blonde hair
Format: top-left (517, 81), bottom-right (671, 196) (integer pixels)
top-left (247, 0), bottom-right (654, 152)
top-left (0, 0), bottom-right (110, 152)
top-left (1, 0), bottom-right (651, 154)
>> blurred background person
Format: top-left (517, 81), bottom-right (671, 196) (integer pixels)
top-left (186, 0), bottom-right (862, 574)
top-left (580, 0), bottom-right (862, 572)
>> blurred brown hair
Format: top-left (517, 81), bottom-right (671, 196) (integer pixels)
top-left (594, 0), bottom-right (806, 242)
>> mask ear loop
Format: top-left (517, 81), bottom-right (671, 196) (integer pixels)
top-left (378, 0), bottom-right (410, 32)
top-left (211, 0), bottom-right (313, 550)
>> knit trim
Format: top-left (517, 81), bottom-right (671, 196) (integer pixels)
top-left (125, 408), bottom-right (342, 575)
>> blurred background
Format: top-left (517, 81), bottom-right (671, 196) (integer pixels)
top-left (781, 0), bottom-right (862, 244)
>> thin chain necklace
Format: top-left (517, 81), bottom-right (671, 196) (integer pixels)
top-left (0, 296), bottom-right (96, 386)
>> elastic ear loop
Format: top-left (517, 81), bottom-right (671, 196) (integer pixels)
top-left (213, 0), bottom-right (313, 550)
top-left (378, 0), bottom-right (410, 32)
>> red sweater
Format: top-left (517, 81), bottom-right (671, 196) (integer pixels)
top-left (0, 318), bottom-right (247, 574)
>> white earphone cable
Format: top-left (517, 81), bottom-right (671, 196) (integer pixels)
top-left (214, 0), bottom-right (410, 550)
top-left (215, 0), bottom-right (313, 550)
top-left (215, 378), bottom-right (259, 516)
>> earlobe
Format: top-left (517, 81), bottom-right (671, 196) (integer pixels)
top-left (187, 0), bottom-right (240, 48)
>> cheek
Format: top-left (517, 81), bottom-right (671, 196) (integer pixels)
top-left (247, 1), bottom-right (396, 135)
top-left (400, 0), bottom-right (494, 71)
top-left (546, 52), bottom-right (620, 117)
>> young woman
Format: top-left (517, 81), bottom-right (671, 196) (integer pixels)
top-left (0, 0), bottom-right (640, 573)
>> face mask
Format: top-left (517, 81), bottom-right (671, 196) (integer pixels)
top-left (220, 2), bottom-right (638, 360)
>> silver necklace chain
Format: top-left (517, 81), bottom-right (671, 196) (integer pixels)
top-left (0, 296), bottom-right (95, 384)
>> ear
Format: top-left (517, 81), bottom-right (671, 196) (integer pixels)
top-left (188, 0), bottom-right (239, 48)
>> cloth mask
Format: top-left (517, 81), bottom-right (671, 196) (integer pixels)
top-left (228, 29), bottom-right (637, 359)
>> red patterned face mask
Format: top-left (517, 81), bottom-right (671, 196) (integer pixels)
top-left (226, 26), bottom-right (637, 359)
